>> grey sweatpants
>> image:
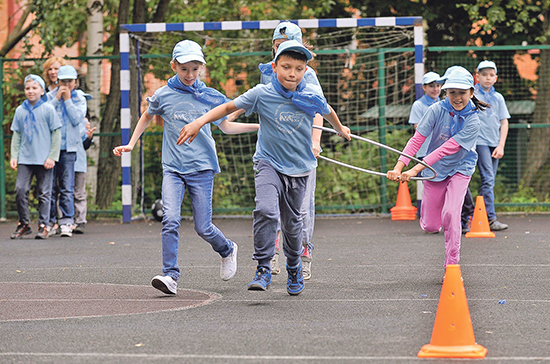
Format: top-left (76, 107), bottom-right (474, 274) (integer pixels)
top-left (253, 160), bottom-right (308, 269)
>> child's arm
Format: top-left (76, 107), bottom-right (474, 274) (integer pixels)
top-left (177, 101), bottom-right (237, 145)
top-left (45, 129), bottom-right (61, 169)
top-left (10, 132), bottom-right (21, 170)
top-left (492, 118), bottom-right (508, 159)
top-left (62, 93), bottom-right (87, 126)
top-left (113, 111), bottom-right (154, 156)
top-left (312, 114), bottom-right (323, 157)
top-left (323, 105), bottom-right (351, 141)
top-left (217, 118), bottom-right (259, 135)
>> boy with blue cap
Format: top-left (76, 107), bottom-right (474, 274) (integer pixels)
top-left (257, 21), bottom-right (326, 280)
top-left (46, 65), bottom-right (88, 237)
top-left (113, 40), bottom-right (258, 295)
top-left (469, 60), bottom-right (509, 231)
top-left (387, 66), bottom-right (487, 275)
top-left (178, 40), bottom-right (351, 295)
top-left (408, 71), bottom-right (443, 215)
top-left (10, 75), bottom-right (62, 239)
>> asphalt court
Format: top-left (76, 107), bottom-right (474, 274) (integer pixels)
top-left (0, 213), bottom-right (549, 363)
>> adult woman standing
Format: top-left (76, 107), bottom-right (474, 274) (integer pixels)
top-left (42, 57), bottom-right (66, 92)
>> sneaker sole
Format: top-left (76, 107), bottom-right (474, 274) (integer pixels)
top-left (287, 286), bottom-right (304, 295)
top-left (60, 233), bottom-right (72, 237)
top-left (35, 234), bottom-right (48, 240)
top-left (151, 278), bottom-right (176, 295)
top-left (247, 283), bottom-right (270, 291)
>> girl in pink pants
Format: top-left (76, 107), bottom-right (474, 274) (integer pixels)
top-left (387, 66), bottom-right (489, 270)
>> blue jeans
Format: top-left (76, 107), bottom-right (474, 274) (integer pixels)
top-left (161, 169), bottom-right (233, 281)
top-left (50, 150), bottom-right (76, 226)
top-left (15, 164), bottom-right (53, 226)
top-left (476, 145), bottom-right (499, 221)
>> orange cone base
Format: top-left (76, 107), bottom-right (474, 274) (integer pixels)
top-left (418, 343), bottom-right (487, 359)
top-left (465, 230), bottom-right (495, 238)
top-left (390, 207), bottom-right (417, 220)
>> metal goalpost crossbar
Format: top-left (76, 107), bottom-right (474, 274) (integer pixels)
top-left (119, 17), bottom-right (424, 222)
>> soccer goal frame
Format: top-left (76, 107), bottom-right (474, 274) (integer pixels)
top-left (119, 17), bottom-right (424, 222)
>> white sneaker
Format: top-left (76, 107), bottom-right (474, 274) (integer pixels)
top-left (151, 275), bottom-right (177, 295)
top-left (220, 242), bottom-right (238, 281)
top-left (60, 224), bottom-right (73, 237)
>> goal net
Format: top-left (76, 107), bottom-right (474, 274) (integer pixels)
top-left (120, 18), bottom-right (423, 220)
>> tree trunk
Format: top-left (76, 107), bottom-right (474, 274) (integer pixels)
top-left (96, 0), bottom-right (130, 209)
top-left (521, 19), bottom-right (550, 197)
top-left (85, 0), bottom-right (104, 203)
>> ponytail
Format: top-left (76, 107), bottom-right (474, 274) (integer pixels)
top-left (472, 93), bottom-right (490, 112)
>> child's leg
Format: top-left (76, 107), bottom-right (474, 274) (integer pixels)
top-left (56, 151), bottom-right (76, 226)
top-left (301, 169), bottom-right (316, 250)
top-left (73, 171), bottom-right (87, 225)
top-left (49, 164), bottom-right (59, 227)
top-left (36, 167), bottom-right (54, 227)
top-left (279, 174), bottom-right (308, 268)
top-left (441, 173), bottom-right (471, 267)
top-left (476, 145), bottom-right (497, 221)
top-left (186, 170), bottom-right (233, 258)
top-left (15, 165), bottom-right (34, 225)
top-left (419, 180), bottom-right (445, 233)
top-left (161, 170), bottom-right (186, 280)
top-left (253, 160), bottom-right (283, 269)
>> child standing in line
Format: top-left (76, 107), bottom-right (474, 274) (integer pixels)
top-left (462, 60), bottom-right (509, 231)
top-left (408, 72), bottom-right (443, 216)
top-left (259, 22), bottom-right (325, 280)
top-left (178, 40), bottom-right (350, 295)
top-left (113, 40), bottom-right (259, 295)
top-left (46, 65), bottom-right (88, 237)
top-left (387, 67), bottom-right (486, 274)
top-left (10, 75), bottom-right (62, 239)
top-left (73, 120), bottom-right (96, 234)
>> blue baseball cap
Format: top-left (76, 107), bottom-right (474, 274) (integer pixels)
top-left (24, 74), bottom-right (46, 91)
top-left (441, 67), bottom-right (474, 90)
top-left (422, 72), bottom-right (443, 85)
top-left (438, 66), bottom-right (469, 82)
top-left (57, 65), bottom-right (78, 80)
top-left (274, 40), bottom-right (312, 62)
top-left (273, 22), bottom-right (303, 43)
top-left (172, 40), bottom-right (206, 64)
top-left (477, 60), bottom-right (497, 74)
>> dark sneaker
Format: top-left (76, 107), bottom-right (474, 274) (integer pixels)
top-left (35, 224), bottom-right (48, 239)
top-left (286, 262), bottom-right (304, 295)
top-left (11, 224), bottom-right (32, 239)
top-left (462, 216), bottom-right (472, 234)
top-left (489, 220), bottom-right (508, 231)
top-left (73, 223), bottom-right (85, 234)
top-left (247, 267), bottom-right (271, 291)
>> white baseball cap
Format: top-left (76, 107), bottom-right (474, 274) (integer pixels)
top-left (273, 22), bottom-right (303, 43)
top-left (441, 67), bottom-right (474, 90)
top-left (477, 60), bottom-right (497, 74)
top-left (172, 40), bottom-right (206, 64)
top-left (24, 74), bottom-right (46, 91)
top-left (422, 72), bottom-right (443, 85)
top-left (57, 65), bottom-right (78, 80)
top-left (273, 39), bottom-right (312, 62)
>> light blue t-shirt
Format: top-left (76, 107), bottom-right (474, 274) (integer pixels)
top-left (416, 101), bottom-right (480, 182)
top-left (234, 83), bottom-right (321, 176)
top-left (11, 101), bottom-right (62, 165)
top-left (147, 85), bottom-right (223, 175)
top-left (47, 89), bottom-right (87, 152)
top-left (474, 84), bottom-right (510, 147)
top-left (408, 94), bottom-right (439, 158)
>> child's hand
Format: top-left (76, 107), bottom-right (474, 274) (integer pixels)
top-left (86, 126), bottom-right (97, 139)
top-left (177, 121), bottom-right (202, 145)
top-left (387, 169), bottom-right (401, 181)
top-left (10, 159), bottom-right (17, 170)
top-left (113, 145), bottom-right (133, 156)
top-left (312, 142), bottom-right (321, 158)
top-left (399, 169), bottom-right (418, 182)
top-left (492, 146), bottom-right (504, 159)
top-left (337, 126), bottom-right (351, 141)
top-left (44, 158), bottom-right (55, 170)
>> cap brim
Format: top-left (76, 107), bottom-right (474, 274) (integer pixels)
top-left (174, 55), bottom-right (206, 64)
top-left (442, 82), bottom-right (472, 90)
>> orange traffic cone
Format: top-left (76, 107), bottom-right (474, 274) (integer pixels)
top-left (390, 182), bottom-right (417, 220)
top-left (465, 196), bottom-right (495, 238)
top-left (418, 265), bottom-right (487, 358)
